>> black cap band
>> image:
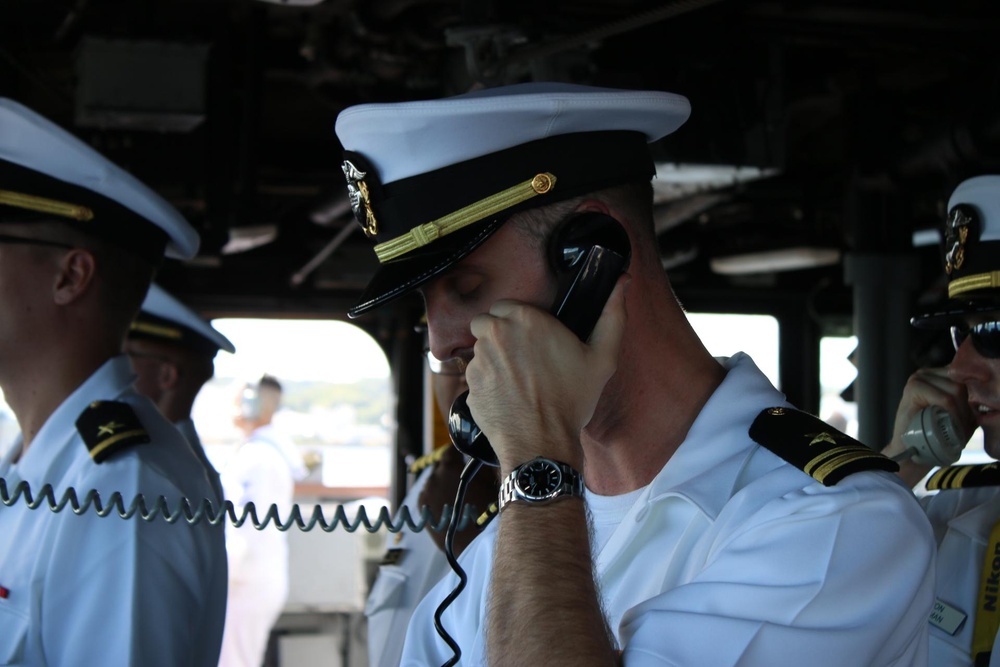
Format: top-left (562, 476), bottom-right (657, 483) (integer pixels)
top-left (0, 159), bottom-right (168, 263)
top-left (348, 130), bottom-right (654, 253)
top-left (129, 311), bottom-right (221, 356)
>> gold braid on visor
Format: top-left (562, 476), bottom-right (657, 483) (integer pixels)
top-left (0, 189), bottom-right (94, 222)
top-left (374, 173), bottom-right (557, 263)
top-left (949, 271), bottom-right (1000, 299)
top-left (130, 321), bottom-right (184, 340)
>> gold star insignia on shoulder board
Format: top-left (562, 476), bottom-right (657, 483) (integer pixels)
top-left (750, 407), bottom-right (898, 486)
top-left (75, 401), bottom-right (150, 464)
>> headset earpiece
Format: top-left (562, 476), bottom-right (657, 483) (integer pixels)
top-left (240, 383), bottom-right (262, 421)
top-left (548, 211), bottom-right (631, 275)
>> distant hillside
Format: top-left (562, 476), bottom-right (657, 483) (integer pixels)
top-left (278, 378), bottom-right (391, 427)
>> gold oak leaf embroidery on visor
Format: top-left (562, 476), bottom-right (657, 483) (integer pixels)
top-left (949, 271), bottom-right (1000, 299)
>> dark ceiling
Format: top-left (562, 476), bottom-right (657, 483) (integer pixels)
top-left (3, 0), bottom-right (1000, 330)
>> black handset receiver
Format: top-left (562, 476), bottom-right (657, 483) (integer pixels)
top-left (447, 212), bottom-right (632, 466)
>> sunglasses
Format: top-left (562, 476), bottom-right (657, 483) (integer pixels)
top-left (951, 320), bottom-right (1000, 359)
top-left (423, 349), bottom-right (467, 376)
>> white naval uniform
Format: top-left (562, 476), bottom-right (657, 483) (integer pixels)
top-left (175, 416), bottom-right (225, 506)
top-left (366, 463), bottom-right (453, 667)
top-left (0, 356), bottom-right (228, 667)
top-left (400, 353), bottom-right (936, 666)
top-left (922, 485), bottom-right (1000, 666)
top-left (218, 424), bottom-right (303, 667)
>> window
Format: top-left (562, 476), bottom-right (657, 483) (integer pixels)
top-left (195, 318), bottom-right (393, 500)
top-left (819, 336), bottom-right (858, 438)
top-left (687, 313), bottom-right (780, 388)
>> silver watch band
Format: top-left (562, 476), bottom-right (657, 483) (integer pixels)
top-left (498, 457), bottom-right (584, 512)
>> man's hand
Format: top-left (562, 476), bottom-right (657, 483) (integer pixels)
top-left (884, 366), bottom-right (977, 486)
top-left (463, 277), bottom-right (628, 472)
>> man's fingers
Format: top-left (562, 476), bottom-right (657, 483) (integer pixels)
top-left (587, 275), bottom-right (628, 359)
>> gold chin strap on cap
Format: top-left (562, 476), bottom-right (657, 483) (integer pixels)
top-left (950, 271), bottom-right (1000, 299)
top-left (0, 189), bottom-right (94, 222)
top-left (373, 172), bottom-right (557, 263)
top-left (130, 321), bottom-right (183, 340)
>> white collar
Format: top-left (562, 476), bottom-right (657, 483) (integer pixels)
top-left (642, 352), bottom-right (790, 520)
top-left (12, 355), bottom-right (135, 483)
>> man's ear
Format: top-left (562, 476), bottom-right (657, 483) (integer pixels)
top-left (158, 360), bottom-right (180, 391)
top-left (52, 248), bottom-right (97, 306)
top-left (576, 199), bottom-right (613, 216)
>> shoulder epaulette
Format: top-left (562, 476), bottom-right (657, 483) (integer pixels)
top-left (927, 463), bottom-right (1000, 491)
top-left (476, 502), bottom-right (498, 529)
top-left (749, 407), bottom-right (898, 486)
top-left (75, 400), bottom-right (150, 463)
top-left (408, 444), bottom-right (449, 474)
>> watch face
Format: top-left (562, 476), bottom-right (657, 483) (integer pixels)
top-left (516, 458), bottom-right (563, 500)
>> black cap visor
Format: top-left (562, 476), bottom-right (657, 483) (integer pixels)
top-left (911, 296), bottom-right (1000, 329)
top-left (348, 216), bottom-right (503, 318)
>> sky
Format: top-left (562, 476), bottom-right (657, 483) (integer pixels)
top-left (210, 313), bottom-right (804, 388)
top-left (209, 318), bottom-right (391, 383)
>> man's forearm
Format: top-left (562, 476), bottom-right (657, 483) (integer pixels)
top-left (487, 500), bottom-right (618, 666)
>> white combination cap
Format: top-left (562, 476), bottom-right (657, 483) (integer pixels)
top-left (0, 97), bottom-right (199, 261)
top-left (334, 82), bottom-right (691, 317)
top-left (129, 283), bottom-right (235, 355)
top-left (913, 174), bottom-right (1000, 328)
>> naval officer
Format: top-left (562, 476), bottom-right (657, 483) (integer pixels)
top-left (883, 175), bottom-right (1000, 666)
top-left (126, 282), bottom-right (236, 504)
top-left (335, 82), bottom-right (936, 666)
top-left (0, 98), bottom-right (227, 666)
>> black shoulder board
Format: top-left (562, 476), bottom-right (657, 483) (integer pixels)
top-left (75, 400), bottom-right (150, 464)
top-left (476, 502), bottom-right (498, 529)
top-left (927, 463), bottom-right (1000, 491)
top-left (380, 548), bottom-right (405, 566)
top-left (749, 407), bottom-right (899, 486)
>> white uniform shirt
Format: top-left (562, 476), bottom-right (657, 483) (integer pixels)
top-left (922, 486), bottom-right (1000, 666)
top-left (0, 356), bottom-right (228, 667)
top-left (175, 416), bottom-right (225, 505)
top-left (401, 353), bottom-right (936, 666)
top-left (218, 424), bottom-right (304, 667)
top-left (366, 464), bottom-right (453, 667)
top-left (221, 424), bottom-right (301, 613)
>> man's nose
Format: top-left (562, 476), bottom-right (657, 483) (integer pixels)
top-left (948, 335), bottom-right (991, 384)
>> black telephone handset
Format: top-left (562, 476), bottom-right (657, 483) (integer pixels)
top-left (448, 212), bottom-right (632, 466)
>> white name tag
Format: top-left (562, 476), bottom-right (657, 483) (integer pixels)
top-left (929, 598), bottom-right (967, 636)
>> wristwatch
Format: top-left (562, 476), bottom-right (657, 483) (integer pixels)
top-left (498, 457), bottom-right (584, 512)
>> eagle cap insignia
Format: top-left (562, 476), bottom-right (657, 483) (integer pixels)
top-left (342, 159), bottom-right (379, 239)
top-left (944, 204), bottom-right (977, 275)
